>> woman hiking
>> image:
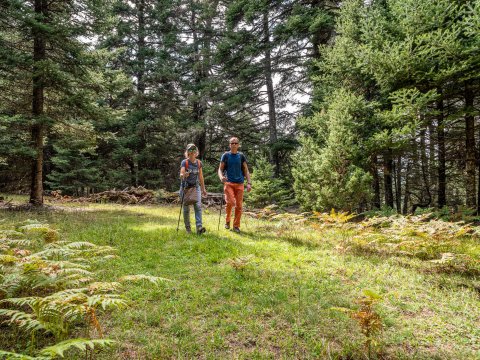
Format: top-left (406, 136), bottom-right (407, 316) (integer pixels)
top-left (179, 143), bottom-right (207, 234)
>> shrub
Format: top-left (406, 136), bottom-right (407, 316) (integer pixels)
top-left (245, 157), bottom-right (294, 208)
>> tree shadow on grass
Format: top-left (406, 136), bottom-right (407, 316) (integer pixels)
top-left (1, 207), bottom-right (178, 225)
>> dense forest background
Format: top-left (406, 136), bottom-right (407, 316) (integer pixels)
top-left (1, 0), bottom-right (479, 214)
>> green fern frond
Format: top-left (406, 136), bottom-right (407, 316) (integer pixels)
top-left (0, 272), bottom-right (23, 297)
top-left (0, 230), bottom-right (25, 239)
top-left (33, 275), bottom-right (92, 290)
top-left (3, 239), bottom-right (34, 248)
top-left (86, 294), bottom-right (128, 310)
top-left (46, 288), bottom-right (86, 298)
top-left (1, 296), bottom-right (41, 308)
top-left (119, 274), bottom-right (171, 284)
top-left (38, 338), bottom-right (114, 358)
top-left (0, 255), bottom-right (20, 265)
top-left (0, 309), bottom-right (45, 332)
top-left (58, 267), bottom-right (92, 276)
top-left (19, 224), bottom-right (51, 234)
top-left (44, 260), bottom-right (90, 270)
top-left (63, 305), bottom-right (88, 322)
top-left (87, 282), bottom-right (121, 294)
top-left (49, 292), bottom-right (88, 306)
top-left (0, 349), bottom-right (49, 360)
top-left (31, 248), bottom-right (76, 259)
top-left (63, 242), bottom-right (96, 250)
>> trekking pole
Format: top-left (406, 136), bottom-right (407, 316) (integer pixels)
top-left (217, 192), bottom-right (223, 231)
top-left (243, 205), bottom-right (248, 229)
top-left (176, 180), bottom-right (186, 232)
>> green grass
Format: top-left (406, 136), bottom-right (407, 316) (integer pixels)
top-left (1, 199), bottom-right (479, 359)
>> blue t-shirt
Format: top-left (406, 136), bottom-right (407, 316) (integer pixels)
top-left (181, 159), bottom-right (201, 187)
top-left (220, 152), bottom-right (247, 184)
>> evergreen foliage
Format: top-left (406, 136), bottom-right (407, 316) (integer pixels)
top-left (293, 89), bottom-right (373, 211)
top-left (293, 0), bottom-right (480, 212)
top-left (45, 135), bottom-right (101, 196)
top-left (1, 0), bottom-right (479, 212)
top-left (246, 156), bottom-right (292, 208)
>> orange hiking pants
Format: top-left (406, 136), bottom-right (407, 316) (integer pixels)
top-left (224, 182), bottom-right (244, 228)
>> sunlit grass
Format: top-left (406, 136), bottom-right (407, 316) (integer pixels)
top-left (1, 201), bottom-right (479, 359)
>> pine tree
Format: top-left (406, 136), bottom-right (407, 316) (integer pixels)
top-left (293, 89), bottom-right (373, 211)
top-left (46, 136), bottom-right (101, 196)
top-left (0, 0), bottom-right (113, 204)
top-left (295, 0), bottom-right (480, 212)
top-left (221, 0), bottom-right (337, 176)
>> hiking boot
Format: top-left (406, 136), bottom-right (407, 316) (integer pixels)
top-left (197, 227), bottom-right (206, 235)
top-left (186, 228), bottom-right (192, 234)
top-left (232, 227), bottom-right (241, 233)
top-left (224, 223), bottom-right (230, 230)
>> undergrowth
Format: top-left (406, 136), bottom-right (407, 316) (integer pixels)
top-left (0, 201), bottom-right (478, 359)
top-left (0, 219), bottom-right (166, 359)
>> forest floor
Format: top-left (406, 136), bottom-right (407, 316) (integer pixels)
top-left (0, 196), bottom-right (479, 359)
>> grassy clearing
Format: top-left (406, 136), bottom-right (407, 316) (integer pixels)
top-left (0, 198), bottom-right (479, 359)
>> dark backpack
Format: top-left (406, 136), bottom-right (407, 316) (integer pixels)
top-left (223, 151), bottom-right (247, 175)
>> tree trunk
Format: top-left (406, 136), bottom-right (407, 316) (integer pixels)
top-left (29, 0), bottom-right (47, 206)
top-left (137, 0), bottom-right (146, 96)
top-left (403, 160), bottom-right (411, 215)
top-left (437, 93), bottom-right (446, 208)
top-left (383, 151), bottom-right (394, 208)
top-left (371, 155), bottom-right (381, 209)
top-left (395, 156), bottom-right (402, 213)
top-left (190, 0), bottom-right (218, 159)
top-left (263, 8), bottom-right (279, 176)
top-left (428, 121), bottom-right (436, 202)
top-left (420, 128), bottom-right (431, 206)
top-left (465, 81), bottom-right (476, 208)
top-left (136, 0), bottom-right (146, 186)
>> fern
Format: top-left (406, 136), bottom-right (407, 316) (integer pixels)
top-left (3, 239), bottom-right (43, 249)
top-left (86, 294), bottom-right (128, 310)
top-left (38, 338), bottom-right (114, 358)
top-left (18, 224), bottom-right (51, 234)
top-left (63, 242), bottom-right (96, 249)
top-left (0, 350), bottom-right (49, 359)
top-left (0, 230), bottom-right (25, 239)
top-left (1, 222), bottom-right (138, 357)
top-left (0, 309), bottom-right (45, 332)
top-left (87, 282), bottom-right (121, 294)
top-left (119, 274), bottom-right (171, 284)
top-left (30, 248), bottom-right (76, 259)
top-left (0, 255), bottom-right (19, 265)
top-left (0, 339), bottom-right (114, 359)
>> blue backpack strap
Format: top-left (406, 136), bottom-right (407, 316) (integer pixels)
top-left (239, 152), bottom-right (247, 175)
top-left (239, 152), bottom-right (246, 164)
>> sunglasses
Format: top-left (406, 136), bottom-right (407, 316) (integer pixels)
top-left (230, 142), bottom-right (239, 145)
top-left (187, 148), bottom-right (197, 152)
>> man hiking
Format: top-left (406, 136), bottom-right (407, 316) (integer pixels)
top-left (218, 137), bottom-right (252, 233)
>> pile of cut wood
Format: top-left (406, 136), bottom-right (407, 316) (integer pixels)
top-left (156, 189), bottom-right (223, 206)
top-left (70, 187), bottom-right (155, 205)
top-left (51, 187), bottom-right (225, 206)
